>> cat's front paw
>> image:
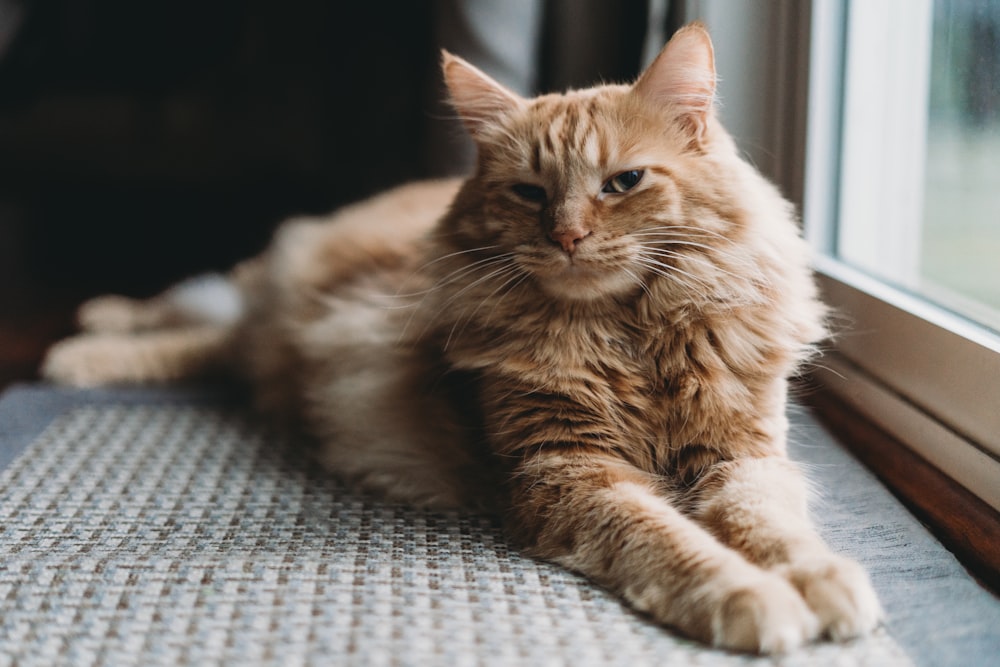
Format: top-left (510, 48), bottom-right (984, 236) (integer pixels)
top-left (780, 555), bottom-right (883, 641)
top-left (711, 574), bottom-right (820, 654)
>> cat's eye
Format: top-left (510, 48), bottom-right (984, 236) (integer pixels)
top-left (511, 183), bottom-right (547, 203)
top-left (601, 170), bottom-right (644, 194)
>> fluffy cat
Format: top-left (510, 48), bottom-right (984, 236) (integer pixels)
top-left (42, 24), bottom-right (882, 653)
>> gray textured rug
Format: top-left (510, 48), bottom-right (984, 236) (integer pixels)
top-left (0, 385), bottom-right (997, 667)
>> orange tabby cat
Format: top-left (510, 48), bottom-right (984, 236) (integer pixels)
top-left (43, 24), bottom-right (882, 653)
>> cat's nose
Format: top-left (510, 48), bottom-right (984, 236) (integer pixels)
top-left (549, 226), bottom-right (591, 254)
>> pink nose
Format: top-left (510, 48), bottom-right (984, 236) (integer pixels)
top-left (549, 226), bottom-right (591, 254)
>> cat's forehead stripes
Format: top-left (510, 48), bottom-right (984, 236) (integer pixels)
top-left (526, 91), bottom-right (618, 176)
top-left (530, 141), bottom-right (542, 174)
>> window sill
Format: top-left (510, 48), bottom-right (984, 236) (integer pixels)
top-left (802, 379), bottom-right (1000, 595)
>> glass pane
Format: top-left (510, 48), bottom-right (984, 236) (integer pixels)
top-left (920, 0), bottom-right (1000, 330)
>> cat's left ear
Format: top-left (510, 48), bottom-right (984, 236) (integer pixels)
top-left (633, 22), bottom-right (717, 143)
top-left (442, 50), bottom-right (524, 137)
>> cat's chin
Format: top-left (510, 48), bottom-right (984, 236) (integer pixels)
top-left (535, 264), bottom-right (640, 302)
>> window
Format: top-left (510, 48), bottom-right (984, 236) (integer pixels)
top-left (921, 1), bottom-right (1000, 329)
top-left (804, 0), bottom-right (1000, 511)
top-left (834, 0), bottom-right (1000, 332)
top-left (688, 0), bottom-right (999, 513)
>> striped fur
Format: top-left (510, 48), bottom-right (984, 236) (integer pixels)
top-left (43, 24), bottom-right (881, 653)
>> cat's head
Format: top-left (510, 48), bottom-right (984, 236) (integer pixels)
top-left (442, 23), bottom-right (771, 304)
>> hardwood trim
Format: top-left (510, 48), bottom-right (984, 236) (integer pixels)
top-left (804, 387), bottom-right (1000, 595)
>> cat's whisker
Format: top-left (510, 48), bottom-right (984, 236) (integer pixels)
top-left (373, 300), bottom-right (422, 311)
top-left (632, 254), bottom-right (716, 294)
top-left (401, 250), bottom-right (519, 348)
top-left (632, 263), bottom-right (710, 300)
top-left (440, 258), bottom-right (521, 309)
top-left (425, 253), bottom-right (517, 293)
top-left (630, 232), bottom-right (764, 271)
top-left (482, 271), bottom-right (532, 328)
top-left (631, 236), bottom-right (745, 262)
top-left (622, 268), bottom-right (654, 300)
top-left (410, 245), bottom-right (503, 275)
top-left (804, 361), bottom-right (847, 381)
top-left (636, 245), bottom-right (765, 286)
top-left (633, 235), bottom-right (772, 287)
top-left (443, 263), bottom-right (526, 350)
top-left (632, 224), bottom-right (736, 243)
top-left (399, 253), bottom-right (519, 342)
top-left (404, 251), bottom-right (514, 330)
top-left (633, 252), bottom-right (708, 285)
top-left (391, 247), bottom-right (510, 301)
top-left (631, 244), bottom-right (766, 281)
top-left (629, 227), bottom-right (754, 259)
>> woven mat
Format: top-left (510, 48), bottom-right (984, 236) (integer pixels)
top-left (0, 389), bottom-right (997, 666)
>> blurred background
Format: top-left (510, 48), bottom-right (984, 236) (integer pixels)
top-left (0, 0), bottom-right (671, 386)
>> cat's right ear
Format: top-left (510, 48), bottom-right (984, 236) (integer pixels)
top-left (442, 51), bottom-right (524, 137)
top-left (633, 22), bottom-right (717, 144)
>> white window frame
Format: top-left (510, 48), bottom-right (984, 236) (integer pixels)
top-left (688, 0), bottom-right (1000, 512)
top-left (836, 0), bottom-right (931, 284)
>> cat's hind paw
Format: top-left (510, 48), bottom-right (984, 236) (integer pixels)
top-left (42, 335), bottom-right (131, 387)
top-left (781, 555), bottom-right (883, 641)
top-left (77, 295), bottom-right (144, 333)
top-left (711, 575), bottom-right (820, 654)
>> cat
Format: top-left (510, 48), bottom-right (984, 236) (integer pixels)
top-left (42, 23), bottom-right (882, 653)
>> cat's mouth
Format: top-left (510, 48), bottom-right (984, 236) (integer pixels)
top-left (533, 254), bottom-right (639, 301)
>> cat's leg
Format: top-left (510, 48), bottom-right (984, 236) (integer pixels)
top-left (78, 274), bottom-right (244, 334)
top-left (42, 325), bottom-right (233, 387)
top-left (77, 294), bottom-right (181, 333)
top-left (507, 451), bottom-right (821, 653)
top-left (690, 456), bottom-right (883, 641)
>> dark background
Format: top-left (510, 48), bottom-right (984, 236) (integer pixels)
top-left (0, 0), bottom-right (657, 385)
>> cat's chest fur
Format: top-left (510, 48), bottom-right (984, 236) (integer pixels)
top-left (439, 294), bottom-right (773, 475)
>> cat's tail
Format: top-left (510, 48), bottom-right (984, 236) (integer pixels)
top-left (41, 273), bottom-right (245, 387)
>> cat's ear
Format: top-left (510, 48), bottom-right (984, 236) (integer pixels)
top-left (633, 22), bottom-right (717, 142)
top-left (442, 50), bottom-right (524, 137)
